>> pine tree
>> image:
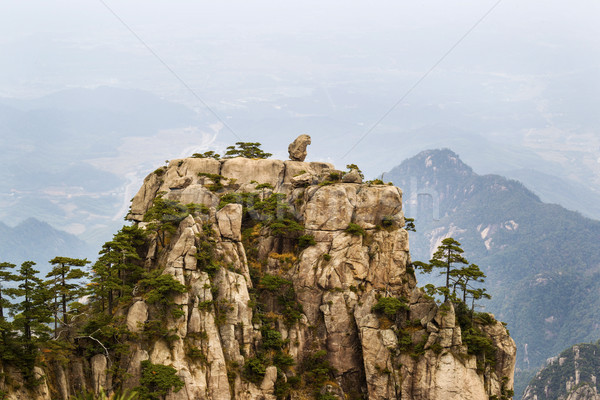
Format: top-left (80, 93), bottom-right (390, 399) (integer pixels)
top-left (414, 237), bottom-right (468, 301)
top-left (46, 257), bottom-right (90, 328)
top-left (453, 263), bottom-right (487, 303)
top-left (143, 195), bottom-right (188, 248)
top-left (0, 262), bottom-right (18, 361)
top-left (11, 261), bottom-right (53, 385)
top-left (91, 226), bottom-right (146, 314)
top-left (223, 142), bottom-right (272, 159)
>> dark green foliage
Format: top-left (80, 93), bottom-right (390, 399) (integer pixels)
top-left (260, 275), bottom-right (291, 292)
top-left (243, 356), bottom-right (267, 384)
top-left (404, 217), bottom-right (416, 232)
top-left (298, 234), bottom-right (316, 250)
top-left (463, 328), bottom-right (496, 370)
top-left (153, 167), bottom-right (166, 176)
top-left (273, 352), bottom-right (295, 369)
top-left (344, 223), bottom-right (366, 236)
top-left (185, 203), bottom-right (210, 215)
top-left (255, 183), bottom-right (274, 191)
top-left (430, 342), bottom-right (443, 354)
top-left (328, 172), bottom-right (341, 181)
top-left (371, 296), bottom-right (409, 318)
top-left (143, 195), bottom-right (189, 248)
top-left (142, 319), bottom-right (179, 344)
top-left (0, 262), bottom-right (18, 363)
top-left (10, 261), bottom-right (53, 386)
top-left (223, 142), bottom-right (272, 159)
top-left (195, 241), bottom-right (219, 278)
top-left (323, 254), bottom-right (332, 262)
top-left (381, 216), bottom-right (395, 228)
top-left (136, 361), bottom-right (184, 400)
top-left (141, 271), bottom-right (187, 308)
top-left (219, 191), bottom-right (303, 238)
top-left (90, 225), bottom-right (147, 315)
top-left (301, 350), bottom-right (336, 387)
top-left (397, 329), bottom-right (413, 351)
top-left (191, 150), bottom-right (220, 159)
top-left (414, 238), bottom-right (489, 305)
top-left (46, 257), bottom-right (90, 328)
top-left (186, 346), bottom-right (206, 363)
top-left (197, 300), bottom-right (213, 311)
top-left (259, 275), bottom-right (303, 326)
top-left (198, 172), bottom-right (227, 192)
top-left (261, 326), bottom-right (285, 350)
top-left (274, 373), bottom-right (292, 399)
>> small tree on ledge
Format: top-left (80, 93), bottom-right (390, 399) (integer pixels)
top-left (223, 142), bottom-right (272, 159)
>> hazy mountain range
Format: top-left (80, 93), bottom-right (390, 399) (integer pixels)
top-left (0, 218), bottom-right (94, 274)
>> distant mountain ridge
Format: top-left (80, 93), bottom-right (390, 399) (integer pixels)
top-left (386, 149), bottom-right (600, 398)
top-left (522, 341), bottom-right (600, 400)
top-left (0, 217), bottom-right (94, 273)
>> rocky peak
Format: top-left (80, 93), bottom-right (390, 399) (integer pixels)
top-left (0, 147), bottom-right (515, 400)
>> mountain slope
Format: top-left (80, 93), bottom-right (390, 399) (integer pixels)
top-left (523, 341), bottom-right (600, 400)
top-left (386, 149), bottom-right (600, 397)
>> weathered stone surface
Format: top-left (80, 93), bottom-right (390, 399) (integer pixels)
top-left (342, 169), bottom-right (362, 183)
top-left (352, 185), bottom-right (403, 229)
top-left (90, 354), bottom-right (108, 394)
top-left (304, 185), bottom-right (356, 230)
top-left (128, 169), bottom-right (164, 220)
top-left (288, 134), bottom-right (311, 161)
top-left (216, 203), bottom-right (243, 241)
top-left (283, 160), bottom-right (334, 183)
top-left (290, 172), bottom-right (314, 187)
top-left (221, 158), bottom-right (285, 188)
top-left (126, 300), bottom-right (148, 333)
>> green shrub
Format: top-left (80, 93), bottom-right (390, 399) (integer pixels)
top-left (223, 142), bottom-right (272, 159)
top-left (328, 172), bottom-right (341, 181)
top-left (301, 350), bottom-right (335, 387)
top-left (198, 300), bottom-right (213, 311)
top-left (344, 223), bottom-right (366, 236)
top-left (260, 275), bottom-right (291, 291)
top-left (474, 312), bottom-right (495, 326)
top-left (298, 234), bottom-right (316, 250)
top-left (243, 356), bottom-right (267, 384)
top-left (141, 272), bottom-right (187, 307)
top-left (323, 254), bottom-right (332, 261)
top-left (381, 216), bottom-right (395, 227)
top-left (430, 342), bottom-right (443, 354)
top-left (273, 352), bottom-right (295, 369)
top-left (198, 173), bottom-right (226, 192)
top-left (136, 361), bottom-right (184, 400)
top-left (371, 296), bottom-right (409, 318)
top-left (463, 327), bottom-right (497, 369)
top-left (255, 183), bottom-right (274, 190)
top-left (153, 167), bottom-right (166, 176)
top-left (261, 327), bottom-right (285, 350)
top-left (191, 150), bottom-right (220, 159)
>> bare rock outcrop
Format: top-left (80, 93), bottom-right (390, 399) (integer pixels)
top-left (288, 134), bottom-right (311, 161)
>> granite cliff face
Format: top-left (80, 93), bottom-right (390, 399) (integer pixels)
top-left (1, 154), bottom-right (516, 400)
